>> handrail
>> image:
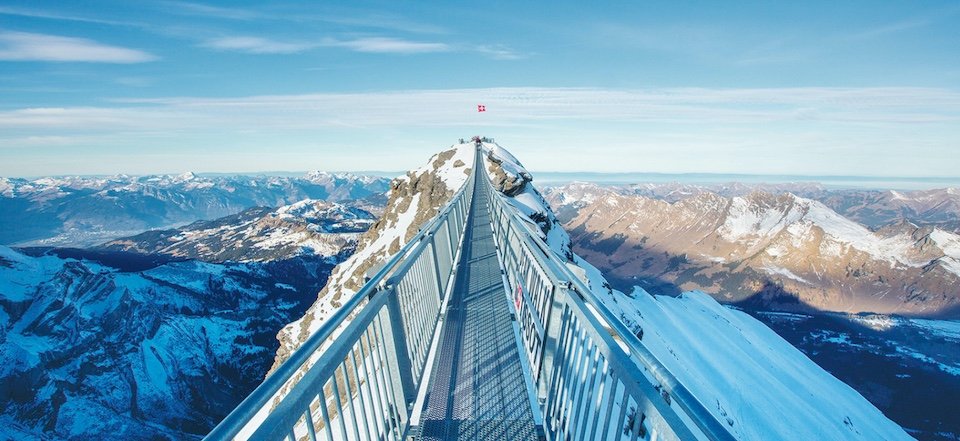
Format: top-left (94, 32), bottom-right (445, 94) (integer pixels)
top-left (206, 146), bottom-right (476, 441)
top-left (208, 141), bottom-right (735, 441)
top-left (480, 144), bottom-right (735, 441)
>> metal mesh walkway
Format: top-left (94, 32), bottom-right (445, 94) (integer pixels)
top-left (417, 173), bottom-right (539, 441)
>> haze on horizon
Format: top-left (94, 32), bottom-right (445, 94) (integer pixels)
top-left (1, 0), bottom-right (958, 178)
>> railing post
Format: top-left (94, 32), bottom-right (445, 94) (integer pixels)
top-left (383, 285), bottom-right (419, 408)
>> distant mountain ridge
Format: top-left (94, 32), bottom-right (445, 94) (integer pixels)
top-left (576, 181), bottom-right (960, 233)
top-left (546, 182), bottom-right (960, 317)
top-left (98, 199), bottom-right (375, 263)
top-left (0, 171), bottom-right (390, 247)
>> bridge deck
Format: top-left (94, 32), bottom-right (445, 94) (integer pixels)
top-left (416, 174), bottom-right (539, 440)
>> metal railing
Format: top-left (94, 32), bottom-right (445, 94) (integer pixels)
top-left (482, 147), bottom-right (736, 441)
top-left (208, 142), bottom-right (735, 441)
top-left (205, 147), bottom-right (476, 441)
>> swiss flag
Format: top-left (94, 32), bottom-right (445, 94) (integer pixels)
top-left (477, 104), bottom-right (486, 112)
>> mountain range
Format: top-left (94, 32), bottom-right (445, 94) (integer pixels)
top-left (2, 142), bottom-right (954, 440)
top-left (98, 199), bottom-right (375, 263)
top-left (545, 182), bottom-right (960, 318)
top-left (0, 196), bottom-right (377, 439)
top-left (613, 182), bottom-right (960, 232)
top-left (0, 172), bottom-right (390, 247)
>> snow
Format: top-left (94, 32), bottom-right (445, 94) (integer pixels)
top-left (754, 310), bottom-right (812, 323)
top-left (0, 177), bottom-right (13, 197)
top-left (719, 192), bottom-right (936, 269)
top-left (271, 139), bottom-right (914, 441)
top-left (894, 345), bottom-right (960, 376)
top-left (848, 314), bottom-right (900, 331)
top-left (719, 195), bottom-right (803, 244)
top-left (434, 143), bottom-right (475, 188)
top-left (0, 245), bottom-right (63, 302)
top-left (478, 140), bottom-right (912, 440)
top-left (762, 264), bottom-right (813, 285)
top-left (621, 290), bottom-right (909, 440)
top-left (929, 229), bottom-right (960, 276)
top-left (801, 200), bottom-right (920, 266)
top-left (277, 142), bottom-right (474, 356)
top-left (909, 318), bottom-right (960, 340)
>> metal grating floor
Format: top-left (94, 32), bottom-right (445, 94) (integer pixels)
top-left (417, 180), bottom-right (539, 441)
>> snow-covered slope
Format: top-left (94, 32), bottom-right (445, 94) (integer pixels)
top-left (0, 245), bottom-right (332, 440)
top-left (272, 144), bottom-right (474, 366)
top-left (480, 141), bottom-right (913, 440)
top-left (99, 199), bottom-right (374, 263)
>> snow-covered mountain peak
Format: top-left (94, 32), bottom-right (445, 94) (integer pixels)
top-left (174, 171), bottom-right (198, 181)
top-left (546, 181), bottom-right (616, 206)
top-left (274, 142), bottom-right (474, 366)
top-left (272, 199), bottom-right (365, 221)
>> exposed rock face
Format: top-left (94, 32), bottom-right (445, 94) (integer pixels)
top-left (271, 144), bottom-right (474, 369)
top-left (545, 183), bottom-right (960, 317)
top-left (486, 149), bottom-right (532, 196)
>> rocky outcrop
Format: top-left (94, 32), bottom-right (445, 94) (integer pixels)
top-left (486, 149), bottom-right (532, 197)
top-left (271, 144), bottom-right (474, 370)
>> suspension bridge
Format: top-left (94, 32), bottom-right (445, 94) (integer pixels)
top-left (205, 144), bottom-right (735, 441)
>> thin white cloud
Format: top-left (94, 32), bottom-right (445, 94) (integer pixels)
top-left (0, 31), bottom-right (157, 63)
top-left (323, 37), bottom-right (450, 54)
top-left (307, 14), bottom-right (447, 35)
top-left (0, 6), bottom-right (137, 27)
top-left (2, 87), bottom-right (958, 177)
top-left (848, 5), bottom-right (960, 41)
top-left (202, 36), bottom-right (315, 54)
top-left (161, 1), bottom-right (263, 20)
top-left (474, 44), bottom-right (525, 60)
top-left (200, 35), bottom-right (451, 55)
top-left (0, 87), bottom-right (954, 132)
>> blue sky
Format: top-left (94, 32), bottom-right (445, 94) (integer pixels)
top-left (0, 0), bottom-right (958, 177)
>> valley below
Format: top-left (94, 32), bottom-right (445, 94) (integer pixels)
top-left (744, 309), bottom-right (960, 441)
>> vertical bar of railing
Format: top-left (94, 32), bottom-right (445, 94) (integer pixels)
top-left (330, 372), bottom-right (349, 441)
top-left (382, 285), bottom-right (417, 409)
top-left (575, 347), bottom-right (601, 440)
top-left (304, 408), bottom-right (317, 441)
top-left (374, 314), bottom-right (403, 438)
top-left (347, 348), bottom-right (372, 441)
top-left (360, 329), bottom-right (385, 439)
top-left (340, 363), bottom-right (361, 441)
top-left (318, 386), bottom-right (334, 441)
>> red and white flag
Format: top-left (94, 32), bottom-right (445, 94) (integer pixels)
top-left (477, 104), bottom-right (486, 112)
